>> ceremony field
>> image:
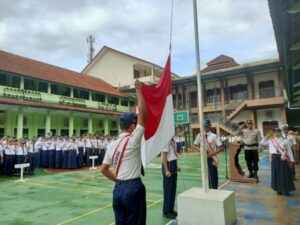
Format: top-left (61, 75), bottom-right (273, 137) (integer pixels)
top-left (0, 151), bottom-right (238, 225)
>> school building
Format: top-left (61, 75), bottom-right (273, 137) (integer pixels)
top-left (172, 55), bottom-right (287, 139)
top-left (0, 50), bottom-right (134, 139)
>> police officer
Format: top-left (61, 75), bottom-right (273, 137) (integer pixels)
top-left (162, 137), bottom-right (181, 219)
top-left (100, 80), bottom-right (146, 225)
top-left (194, 119), bottom-right (223, 189)
top-left (236, 119), bottom-right (262, 179)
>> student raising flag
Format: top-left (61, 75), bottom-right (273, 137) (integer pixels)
top-left (141, 55), bottom-right (175, 166)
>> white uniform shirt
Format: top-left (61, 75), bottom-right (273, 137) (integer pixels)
top-left (16, 146), bottom-right (26, 156)
top-left (26, 141), bottom-right (34, 153)
top-left (194, 131), bottom-right (222, 152)
top-left (103, 125), bottom-right (144, 180)
top-left (6, 144), bottom-right (15, 155)
top-left (85, 139), bottom-right (92, 148)
top-left (162, 138), bottom-right (177, 162)
top-left (42, 141), bottom-right (50, 151)
top-left (282, 134), bottom-right (297, 148)
top-left (261, 137), bottom-right (294, 162)
top-left (55, 141), bottom-right (63, 151)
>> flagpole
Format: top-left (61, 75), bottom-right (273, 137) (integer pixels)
top-left (193, 0), bottom-right (209, 193)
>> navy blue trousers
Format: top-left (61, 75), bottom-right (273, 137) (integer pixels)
top-left (208, 157), bottom-right (218, 189)
top-left (77, 147), bottom-right (84, 168)
top-left (55, 151), bottom-right (62, 169)
top-left (162, 160), bottom-right (177, 215)
top-left (48, 150), bottom-right (56, 169)
top-left (28, 153), bottom-right (36, 175)
top-left (113, 178), bottom-right (146, 225)
top-left (4, 155), bottom-right (15, 176)
top-left (85, 148), bottom-right (93, 166)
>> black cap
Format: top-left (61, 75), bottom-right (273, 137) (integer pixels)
top-left (204, 119), bottom-right (211, 127)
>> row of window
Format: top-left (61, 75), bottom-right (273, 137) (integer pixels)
top-left (0, 73), bottom-right (135, 106)
top-left (173, 80), bottom-right (276, 108)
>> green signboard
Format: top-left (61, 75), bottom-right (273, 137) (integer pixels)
top-left (174, 111), bottom-right (189, 124)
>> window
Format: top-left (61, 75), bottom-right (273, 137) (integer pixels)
top-left (108, 96), bottom-right (119, 105)
top-left (0, 73), bottom-right (7, 86)
top-left (259, 80), bottom-right (275, 98)
top-left (99, 120), bottom-right (103, 128)
top-left (74, 89), bottom-right (89, 100)
top-left (83, 119), bottom-right (88, 128)
top-left (121, 99), bottom-right (128, 106)
top-left (229, 84), bottom-right (247, 100)
top-left (63, 118), bottom-right (69, 127)
top-left (129, 100), bottom-right (136, 106)
top-left (92, 93), bottom-right (105, 102)
top-left (24, 78), bottom-right (35, 91)
top-left (38, 81), bottom-right (48, 93)
top-left (190, 91), bottom-right (197, 107)
top-left (206, 88), bottom-right (220, 103)
top-left (51, 84), bottom-right (70, 96)
top-left (111, 121), bottom-right (117, 128)
top-left (12, 76), bottom-right (20, 88)
top-left (134, 69), bottom-right (140, 79)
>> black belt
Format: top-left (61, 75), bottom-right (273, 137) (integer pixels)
top-left (116, 177), bottom-right (141, 184)
top-left (244, 143), bottom-right (258, 147)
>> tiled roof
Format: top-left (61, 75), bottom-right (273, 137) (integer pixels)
top-left (0, 97), bottom-right (123, 116)
top-left (202, 55), bottom-right (240, 73)
top-left (0, 50), bottom-right (127, 97)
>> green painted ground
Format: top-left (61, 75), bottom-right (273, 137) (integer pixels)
top-left (0, 150), bottom-right (247, 225)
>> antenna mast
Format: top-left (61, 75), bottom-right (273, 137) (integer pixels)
top-left (87, 35), bottom-right (95, 63)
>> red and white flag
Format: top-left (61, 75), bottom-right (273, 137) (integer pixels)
top-left (141, 55), bottom-right (175, 166)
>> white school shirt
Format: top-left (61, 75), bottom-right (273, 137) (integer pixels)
top-left (62, 141), bottom-right (69, 151)
top-left (48, 141), bottom-right (55, 150)
top-left (76, 140), bottom-right (85, 148)
top-left (194, 131), bottom-right (222, 152)
top-left (261, 137), bottom-right (294, 162)
top-left (162, 138), bottom-right (177, 162)
top-left (26, 141), bottom-right (34, 153)
top-left (85, 139), bottom-right (92, 148)
top-left (6, 144), bottom-right (16, 155)
top-left (103, 125), bottom-right (144, 180)
top-left (55, 141), bottom-right (63, 151)
top-left (16, 146), bottom-right (26, 156)
top-left (282, 134), bottom-right (297, 147)
top-left (42, 141), bottom-right (50, 151)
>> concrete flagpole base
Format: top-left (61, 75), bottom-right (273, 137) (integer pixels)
top-left (178, 187), bottom-right (236, 225)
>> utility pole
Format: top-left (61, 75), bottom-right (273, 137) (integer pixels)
top-left (87, 35), bottom-right (95, 63)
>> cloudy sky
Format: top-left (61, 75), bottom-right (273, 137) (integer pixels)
top-left (0, 0), bottom-right (278, 76)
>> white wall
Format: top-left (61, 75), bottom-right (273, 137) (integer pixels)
top-left (256, 107), bottom-right (283, 133)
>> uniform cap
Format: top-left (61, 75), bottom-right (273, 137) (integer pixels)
top-left (120, 112), bottom-right (137, 126)
top-left (281, 124), bottom-right (289, 130)
top-left (204, 119), bottom-right (211, 127)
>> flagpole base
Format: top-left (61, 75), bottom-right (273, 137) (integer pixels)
top-left (178, 187), bottom-right (236, 225)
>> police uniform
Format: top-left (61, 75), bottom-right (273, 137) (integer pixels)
top-left (261, 134), bottom-right (295, 195)
top-left (162, 137), bottom-right (178, 218)
top-left (236, 122), bottom-right (262, 178)
top-left (103, 124), bottom-right (146, 225)
top-left (194, 131), bottom-right (222, 189)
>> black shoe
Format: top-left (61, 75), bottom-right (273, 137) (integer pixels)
top-left (283, 192), bottom-right (290, 196)
top-left (163, 213), bottom-right (176, 219)
top-left (247, 173), bottom-right (254, 178)
top-left (171, 211), bottom-right (178, 216)
top-left (277, 191), bottom-right (283, 195)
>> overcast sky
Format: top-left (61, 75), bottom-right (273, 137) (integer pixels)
top-left (0, 0), bottom-right (278, 76)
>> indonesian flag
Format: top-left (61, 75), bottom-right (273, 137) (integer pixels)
top-left (141, 55), bottom-right (175, 166)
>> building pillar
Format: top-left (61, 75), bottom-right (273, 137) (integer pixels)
top-left (47, 83), bottom-right (51, 94)
top-left (247, 74), bottom-right (254, 100)
top-left (280, 106), bottom-right (287, 124)
top-left (20, 77), bottom-right (24, 89)
top-left (69, 113), bottom-right (74, 137)
top-left (33, 112), bottom-right (38, 138)
top-left (104, 118), bottom-right (109, 135)
top-left (224, 79), bottom-right (229, 104)
top-left (182, 86), bottom-right (186, 109)
top-left (5, 110), bottom-right (14, 136)
top-left (17, 109), bottom-right (23, 140)
top-left (88, 116), bottom-right (93, 134)
top-left (175, 86), bottom-right (179, 109)
top-left (220, 79), bottom-right (225, 119)
top-left (89, 91), bottom-right (92, 101)
top-left (105, 95), bottom-right (108, 104)
top-left (45, 111), bottom-right (51, 135)
top-left (70, 87), bottom-right (74, 98)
